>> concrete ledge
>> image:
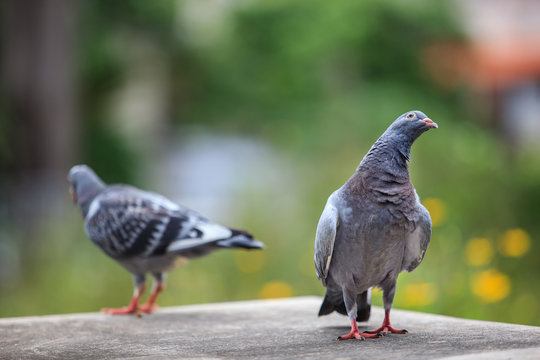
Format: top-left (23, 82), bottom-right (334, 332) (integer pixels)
top-left (1, 296), bottom-right (539, 359)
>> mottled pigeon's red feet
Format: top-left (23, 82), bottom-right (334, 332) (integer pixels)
top-left (338, 320), bottom-right (381, 341)
top-left (138, 283), bottom-right (164, 314)
top-left (102, 287), bottom-right (143, 315)
top-left (138, 303), bottom-right (159, 314)
top-left (365, 311), bottom-right (408, 336)
top-left (102, 305), bottom-right (138, 315)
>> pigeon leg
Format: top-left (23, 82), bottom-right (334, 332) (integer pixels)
top-left (338, 319), bottom-right (381, 340)
top-left (338, 289), bottom-right (380, 340)
top-left (365, 310), bottom-right (407, 335)
top-left (102, 275), bottom-right (146, 315)
top-left (366, 286), bottom-right (407, 335)
top-left (139, 273), bottom-right (164, 314)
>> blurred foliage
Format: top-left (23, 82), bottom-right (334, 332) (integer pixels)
top-left (1, 0), bottom-right (540, 329)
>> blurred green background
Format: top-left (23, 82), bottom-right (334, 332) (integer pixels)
top-left (1, 0), bottom-right (540, 326)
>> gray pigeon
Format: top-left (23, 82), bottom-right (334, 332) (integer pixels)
top-left (68, 165), bottom-right (263, 315)
top-left (314, 110), bottom-right (437, 340)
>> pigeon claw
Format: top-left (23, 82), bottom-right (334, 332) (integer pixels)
top-left (138, 303), bottom-right (159, 314)
top-left (366, 326), bottom-right (408, 335)
top-left (101, 306), bottom-right (138, 315)
top-left (337, 327), bottom-right (381, 340)
top-left (101, 295), bottom-right (141, 315)
top-left (337, 331), bottom-right (368, 341)
top-left (338, 319), bottom-right (383, 340)
top-left (101, 303), bottom-right (158, 315)
top-left (365, 311), bottom-right (408, 336)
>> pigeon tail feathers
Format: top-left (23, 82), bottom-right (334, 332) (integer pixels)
top-left (318, 292), bottom-right (344, 316)
top-left (318, 289), bottom-right (371, 322)
top-left (216, 230), bottom-right (264, 250)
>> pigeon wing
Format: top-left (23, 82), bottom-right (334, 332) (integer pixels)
top-left (85, 185), bottom-right (260, 261)
top-left (402, 201), bottom-right (432, 272)
top-left (84, 186), bottom-right (192, 259)
top-left (314, 199), bottom-right (340, 285)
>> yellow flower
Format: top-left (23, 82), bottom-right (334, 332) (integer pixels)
top-left (499, 228), bottom-right (531, 257)
top-left (258, 281), bottom-right (293, 299)
top-left (235, 250), bottom-right (265, 273)
top-left (471, 269), bottom-right (511, 303)
top-left (401, 282), bottom-right (438, 307)
top-left (422, 198), bottom-right (447, 227)
top-left (464, 237), bottom-right (494, 267)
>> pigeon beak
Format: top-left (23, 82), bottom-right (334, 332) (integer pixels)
top-left (421, 118), bottom-right (438, 129)
top-left (69, 186), bottom-right (77, 203)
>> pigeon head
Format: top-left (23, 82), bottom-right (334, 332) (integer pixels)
top-left (388, 110), bottom-right (438, 139)
top-left (361, 110), bottom-right (437, 168)
top-left (382, 110), bottom-right (437, 160)
top-left (68, 165), bottom-right (106, 215)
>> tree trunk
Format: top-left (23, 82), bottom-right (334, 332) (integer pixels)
top-left (2, 0), bottom-right (79, 234)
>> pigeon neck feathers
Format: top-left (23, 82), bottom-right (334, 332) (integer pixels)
top-left (70, 167), bottom-right (106, 218)
top-left (358, 131), bottom-right (413, 176)
top-left (347, 134), bottom-right (417, 224)
top-left (351, 122), bottom-right (421, 202)
top-left (360, 114), bottom-right (430, 170)
top-left (78, 183), bottom-right (106, 218)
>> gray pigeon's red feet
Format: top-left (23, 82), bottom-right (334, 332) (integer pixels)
top-left (338, 320), bottom-right (381, 341)
top-left (365, 311), bottom-right (408, 336)
top-left (366, 325), bottom-right (408, 336)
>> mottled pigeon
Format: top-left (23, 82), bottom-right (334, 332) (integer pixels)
top-left (68, 165), bottom-right (263, 315)
top-left (315, 110), bottom-right (437, 340)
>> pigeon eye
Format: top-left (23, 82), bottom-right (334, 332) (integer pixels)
top-left (406, 112), bottom-right (416, 120)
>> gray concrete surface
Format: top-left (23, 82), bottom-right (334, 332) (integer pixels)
top-left (1, 296), bottom-right (539, 359)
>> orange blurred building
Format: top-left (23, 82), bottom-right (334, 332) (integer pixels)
top-left (425, 0), bottom-right (540, 149)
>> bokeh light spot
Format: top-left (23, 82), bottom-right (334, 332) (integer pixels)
top-left (235, 250), bottom-right (265, 274)
top-left (401, 282), bottom-right (438, 307)
top-left (499, 228), bottom-right (531, 258)
top-left (258, 281), bottom-right (293, 299)
top-left (422, 198), bottom-right (447, 227)
top-left (471, 269), bottom-right (511, 303)
top-left (464, 237), bottom-right (494, 267)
